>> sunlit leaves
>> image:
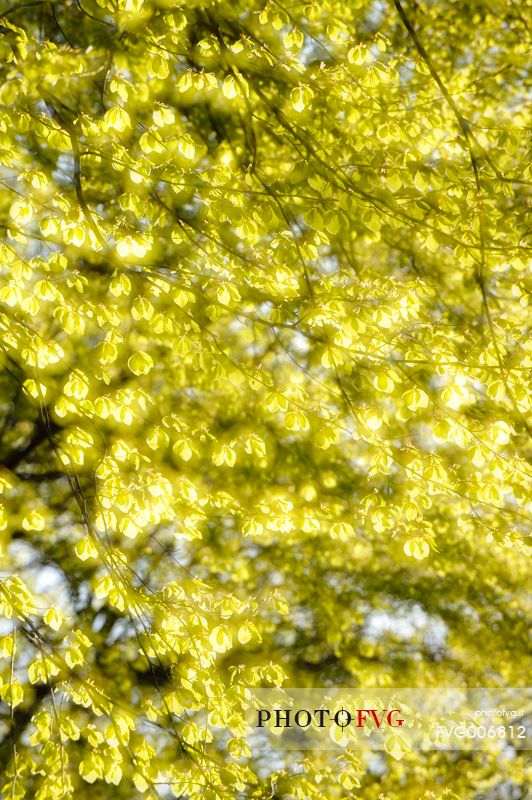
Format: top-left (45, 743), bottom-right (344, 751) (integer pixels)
top-left (0, 679), bottom-right (24, 708)
top-left (291, 85), bottom-right (314, 113)
top-left (222, 75), bottom-right (239, 100)
top-left (330, 522), bottom-right (356, 541)
top-left (488, 420), bottom-right (513, 445)
top-left (0, 0), bottom-right (529, 798)
top-left (103, 106), bottom-right (131, 132)
top-left (213, 443), bottom-right (237, 467)
top-left (209, 625), bottom-right (232, 653)
top-left (385, 733), bottom-right (409, 761)
top-left (128, 351), bottom-right (154, 375)
top-left (108, 273), bottom-right (132, 297)
top-left (403, 387), bottom-right (430, 413)
top-left (43, 606), bottom-right (66, 631)
top-left (403, 537), bottom-right (430, 560)
top-left (177, 135), bottom-right (196, 160)
top-left (75, 535), bottom-right (99, 561)
top-left (147, 53), bottom-right (170, 80)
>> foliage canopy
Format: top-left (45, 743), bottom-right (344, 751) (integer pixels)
top-left (0, 0), bottom-right (530, 798)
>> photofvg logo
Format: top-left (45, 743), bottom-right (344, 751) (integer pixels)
top-left (245, 689), bottom-right (531, 751)
top-left (249, 692), bottom-right (409, 750)
top-left (257, 706), bottom-right (405, 730)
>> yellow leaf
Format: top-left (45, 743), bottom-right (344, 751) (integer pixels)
top-left (178, 136), bottom-right (196, 159)
top-left (237, 624), bottom-right (252, 644)
top-left (1, 679), bottom-right (23, 708)
top-left (403, 537), bottom-right (430, 560)
top-left (103, 106), bottom-right (131, 132)
top-left (22, 511), bottom-right (45, 531)
top-left (222, 75), bottom-right (239, 99)
top-left (75, 536), bottom-right (99, 561)
top-left (173, 438), bottom-right (193, 461)
top-left (403, 387), bottom-right (429, 412)
top-left (488, 420), bottom-right (512, 445)
top-left (147, 427), bottom-right (169, 450)
top-left (285, 411), bottom-right (310, 432)
top-left (209, 625), bottom-right (232, 653)
top-left (362, 410), bottom-right (383, 431)
top-left (242, 519), bottom-right (264, 536)
top-left (385, 733), bottom-right (408, 760)
top-left (147, 54), bottom-right (170, 79)
top-left (44, 607), bottom-right (65, 631)
top-left (213, 443), bottom-right (236, 467)
top-left (373, 372), bottom-right (395, 393)
top-left (153, 106), bottom-right (175, 126)
top-left (291, 85), bottom-right (313, 112)
top-left (330, 522), bottom-right (355, 540)
top-left (128, 351), bottom-right (154, 375)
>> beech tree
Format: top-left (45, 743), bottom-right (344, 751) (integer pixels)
top-left (0, 0), bottom-right (530, 798)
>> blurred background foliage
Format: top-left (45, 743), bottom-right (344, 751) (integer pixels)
top-left (0, 0), bottom-right (530, 797)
